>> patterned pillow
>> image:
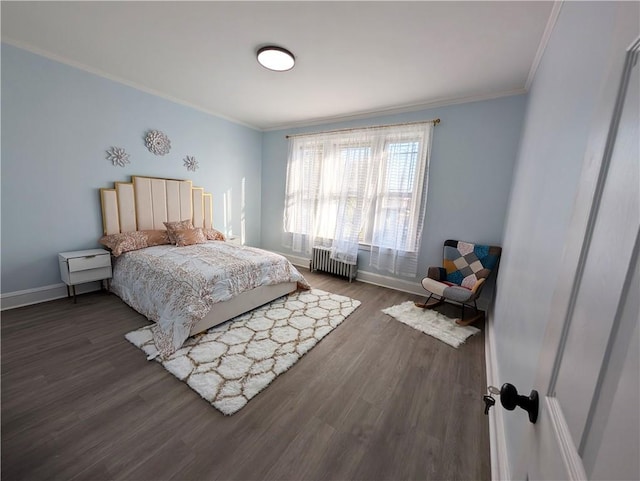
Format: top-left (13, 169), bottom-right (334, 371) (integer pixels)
top-left (202, 228), bottom-right (226, 241)
top-left (173, 227), bottom-right (208, 247)
top-left (163, 219), bottom-right (194, 244)
top-left (99, 230), bottom-right (171, 257)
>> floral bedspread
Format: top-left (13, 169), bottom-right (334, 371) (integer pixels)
top-left (111, 242), bottom-right (310, 357)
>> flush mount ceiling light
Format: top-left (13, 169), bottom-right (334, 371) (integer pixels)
top-left (257, 46), bottom-right (295, 72)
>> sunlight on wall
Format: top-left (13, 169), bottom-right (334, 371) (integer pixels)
top-left (223, 188), bottom-right (232, 238)
top-left (241, 177), bottom-right (246, 244)
top-left (221, 180), bottom-right (247, 245)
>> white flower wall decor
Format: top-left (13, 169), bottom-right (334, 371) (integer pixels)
top-left (145, 130), bottom-right (171, 155)
top-left (183, 155), bottom-right (198, 172)
top-left (106, 147), bottom-right (131, 167)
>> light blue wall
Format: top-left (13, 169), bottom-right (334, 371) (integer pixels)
top-left (261, 95), bottom-right (527, 285)
top-left (1, 43), bottom-right (262, 293)
top-left (492, 2), bottom-right (639, 475)
top-left (1, 42), bottom-right (526, 298)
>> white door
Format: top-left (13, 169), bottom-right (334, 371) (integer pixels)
top-left (516, 38), bottom-right (639, 480)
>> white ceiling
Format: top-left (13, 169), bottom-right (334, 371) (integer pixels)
top-left (1, 1), bottom-right (555, 131)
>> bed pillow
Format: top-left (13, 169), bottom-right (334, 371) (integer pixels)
top-left (163, 219), bottom-right (194, 244)
top-left (173, 227), bottom-right (208, 247)
top-left (203, 227), bottom-right (226, 241)
top-left (99, 230), bottom-right (171, 257)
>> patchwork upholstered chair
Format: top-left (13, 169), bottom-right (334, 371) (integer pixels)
top-left (417, 239), bottom-right (502, 325)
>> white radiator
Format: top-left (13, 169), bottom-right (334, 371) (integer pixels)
top-left (310, 246), bottom-right (357, 282)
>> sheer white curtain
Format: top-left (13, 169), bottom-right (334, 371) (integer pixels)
top-left (369, 123), bottom-right (433, 276)
top-left (282, 136), bottom-right (322, 254)
top-left (283, 132), bottom-right (371, 264)
top-left (283, 122), bottom-right (433, 276)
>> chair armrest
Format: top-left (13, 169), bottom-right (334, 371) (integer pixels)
top-left (427, 267), bottom-right (446, 281)
top-left (470, 278), bottom-right (486, 295)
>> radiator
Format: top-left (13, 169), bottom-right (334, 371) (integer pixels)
top-left (310, 246), bottom-right (357, 282)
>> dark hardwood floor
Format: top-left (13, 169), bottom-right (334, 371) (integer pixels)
top-left (2, 268), bottom-right (490, 481)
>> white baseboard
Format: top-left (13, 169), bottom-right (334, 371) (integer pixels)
top-left (1, 281), bottom-right (103, 310)
top-left (2, 252), bottom-right (490, 313)
top-left (485, 309), bottom-right (511, 481)
top-left (273, 250), bottom-right (426, 296)
top-left (277, 250), bottom-right (491, 310)
top-left (354, 270), bottom-right (425, 296)
top-left (279, 252), bottom-right (310, 270)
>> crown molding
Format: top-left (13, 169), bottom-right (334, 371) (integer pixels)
top-left (526, 1), bottom-right (564, 90)
top-left (3, 36), bottom-right (532, 134)
top-left (1, 38), bottom-right (262, 131)
top-left (262, 89), bottom-right (528, 132)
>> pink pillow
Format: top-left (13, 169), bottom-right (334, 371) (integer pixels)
top-left (163, 219), bottom-right (194, 244)
top-left (173, 227), bottom-right (208, 247)
top-left (202, 228), bottom-right (226, 241)
top-left (99, 230), bottom-right (171, 256)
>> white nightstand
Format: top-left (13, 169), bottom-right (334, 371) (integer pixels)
top-left (58, 249), bottom-right (112, 303)
top-left (227, 236), bottom-right (242, 246)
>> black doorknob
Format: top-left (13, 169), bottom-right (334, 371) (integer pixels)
top-left (500, 383), bottom-right (539, 424)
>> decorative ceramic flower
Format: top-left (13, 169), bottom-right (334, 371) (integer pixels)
top-left (183, 155), bottom-right (199, 172)
top-left (145, 130), bottom-right (171, 155)
top-left (106, 147), bottom-right (130, 167)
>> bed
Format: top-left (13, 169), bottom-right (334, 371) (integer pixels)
top-left (100, 175), bottom-right (309, 357)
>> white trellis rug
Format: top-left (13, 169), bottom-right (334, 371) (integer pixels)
top-left (126, 289), bottom-right (360, 415)
top-left (382, 301), bottom-right (480, 348)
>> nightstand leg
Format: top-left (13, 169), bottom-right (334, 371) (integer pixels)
top-left (101, 279), bottom-right (111, 293)
top-left (66, 285), bottom-right (71, 298)
top-left (72, 285), bottom-right (77, 304)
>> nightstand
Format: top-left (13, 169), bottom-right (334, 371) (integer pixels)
top-left (227, 236), bottom-right (242, 245)
top-left (58, 249), bottom-right (112, 303)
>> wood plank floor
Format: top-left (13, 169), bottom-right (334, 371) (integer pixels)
top-left (2, 268), bottom-right (490, 481)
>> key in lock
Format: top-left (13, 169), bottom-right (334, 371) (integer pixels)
top-left (482, 386), bottom-right (501, 415)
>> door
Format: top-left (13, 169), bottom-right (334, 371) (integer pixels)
top-left (517, 38), bottom-right (639, 480)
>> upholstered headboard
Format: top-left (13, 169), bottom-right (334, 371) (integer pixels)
top-left (100, 176), bottom-right (213, 235)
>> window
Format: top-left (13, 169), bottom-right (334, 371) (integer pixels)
top-left (283, 122), bottom-right (433, 275)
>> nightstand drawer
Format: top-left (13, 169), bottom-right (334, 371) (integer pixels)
top-left (67, 253), bottom-right (111, 272)
top-left (67, 266), bottom-right (112, 285)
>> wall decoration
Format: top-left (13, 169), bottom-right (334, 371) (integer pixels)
top-left (106, 147), bottom-right (130, 167)
top-left (183, 155), bottom-right (198, 172)
top-left (145, 130), bottom-right (171, 155)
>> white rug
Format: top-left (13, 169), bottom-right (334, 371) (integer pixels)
top-left (382, 301), bottom-right (480, 348)
top-left (125, 289), bottom-right (360, 415)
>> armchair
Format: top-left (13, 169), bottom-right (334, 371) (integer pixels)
top-left (417, 239), bottom-right (502, 325)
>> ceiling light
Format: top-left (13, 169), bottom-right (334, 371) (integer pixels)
top-left (257, 46), bottom-right (295, 72)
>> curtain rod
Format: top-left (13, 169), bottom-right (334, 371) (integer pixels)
top-left (285, 118), bottom-right (440, 139)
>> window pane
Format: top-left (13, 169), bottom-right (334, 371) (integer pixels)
top-left (386, 141), bottom-right (419, 193)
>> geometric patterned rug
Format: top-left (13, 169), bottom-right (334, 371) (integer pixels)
top-left (125, 289), bottom-right (360, 415)
top-left (382, 301), bottom-right (480, 348)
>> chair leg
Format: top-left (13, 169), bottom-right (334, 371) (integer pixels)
top-left (456, 301), bottom-right (484, 326)
top-left (414, 294), bottom-right (444, 309)
top-left (414, 294), bottom-right (433, 308)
